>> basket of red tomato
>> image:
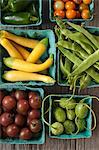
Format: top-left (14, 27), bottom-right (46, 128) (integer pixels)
top-left (49, 0), bottom-right (94, 22)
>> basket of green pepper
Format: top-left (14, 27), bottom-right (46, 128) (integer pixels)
top-left (0, 0), bottom-right (42, 26)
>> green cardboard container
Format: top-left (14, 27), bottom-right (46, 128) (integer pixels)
top-left (57, 26), bottom-right (99, 88)
top-left (49, 94), bottom-right (92, 139)
top-left (0, 85), bottom-right (45, 144)
top-left (0, 29), bottom-right (56, 86)
top-left (49, 0), bottom-right (94, 23)
top-left (0, 0), bottom-right (42, 27)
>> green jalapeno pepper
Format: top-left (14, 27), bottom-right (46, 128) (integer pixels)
top-left (3, 12), bottom-right (38, 25)
top-left (2, 0), bottom-right (33, 12)
top-left (0, 0), bottom-right (8, 9)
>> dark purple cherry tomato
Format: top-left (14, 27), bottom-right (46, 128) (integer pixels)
top-left (15, 114), bottom-right (26, 127)
top-left (19, 128), bottom-right (32, 140)
top-left (2, 96), bottom-right (16, 111)
top-left (29, 93), bottom-right (41, 109)
top-left (29, 119), bottom-right (42, 133)
top-left (28, 109), bottom-right (40, 120)
top-left (15, 90), bottom-right (27, 100)
top-left (6, 124), bottom-right (20, 137)
top-left (0, 90), bottom-right (5, 105)
top-left (17, 99), bottom-right (29, 115)
top-left (0, 112), bottom-right (13, 127)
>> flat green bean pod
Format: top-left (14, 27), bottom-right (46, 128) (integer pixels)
top-left (58, 46), bottom-right (99, 83)
top-left (60, 55), bottom-right (70, 77)
top-left (61, 29), bottom-right (94, 55)
top-left (70, 49), bottom-right (99, 77)
top-left (80, 74), bottom-right (92, 90)
top-left (67, 22), bottom-right (98, 49)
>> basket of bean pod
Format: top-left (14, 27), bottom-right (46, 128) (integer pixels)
top-left (55, 19), bottom-right (99, 90)
top-left (0, 85), bottom-right (45, 144)
top-left (0, 0), bottom-right (42, 27)
top-left (42, 94), bottom-right (98, 139)
top-left (49, 0), bottom-right (94, 23)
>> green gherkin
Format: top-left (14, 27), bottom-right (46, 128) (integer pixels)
top-left (54, 107), bottom-right (66, 123)
top-left (67, 110), bottom-right (76, 120)
top-left (59, 98), bottom-right (76, 109)
top-left (63, 120), bottom-right (76, 134)
top-left (76, 118), bottom-right (86, 132)
top-left (51, 122), bottom-right (64, 135)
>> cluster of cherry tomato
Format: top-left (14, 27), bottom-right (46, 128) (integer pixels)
top-left (53, 0), bottom-right (92, 19)
top-left (0, 90), bottom-right (42, 140)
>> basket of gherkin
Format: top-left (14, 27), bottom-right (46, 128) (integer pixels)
top-left (42, 94), bottom-right (98, 139)
top-left (55, 19), bottom-right (99, 90)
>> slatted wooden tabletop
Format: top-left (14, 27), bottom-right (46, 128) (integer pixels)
top-left (0, 0), bottom-right (99, 150)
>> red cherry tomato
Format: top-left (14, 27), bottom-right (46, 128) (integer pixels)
top-left (54, 10), bottom-right (65, 18)
top-left (54, 1), bottom-right (65, 10)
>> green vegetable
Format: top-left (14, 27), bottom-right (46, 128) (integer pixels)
top-left (59, 98), bottom-right (68, 108)
top-left (67, 21), bottom-right (99, 49)
top-left (70, 49), bottom-right (99, 77)
top-left (1, 0), bottom-right (8, 9)
top-left (75, 118), bottom-right (86, 132)
top-left (80, 74), bottom-right (92, 90)
top-left (60, 55), bottom-right (70, 77)
top-left (65, 99), bottom-right (76, 110)
top-left (59, 98), bottom-right (76, 109)
top-left (54, 107), bottom-right (66, 123)
top-left (2, 0), bottom-right (33, 12)
top-left (27, 3), bottom-right (38, 17)
top-left (61, 29), bottom-right (94, 55)
top-left (58, 46), bottom-right (99, 83)
top-left (75, 103), bottom-right (88, 119)
top-left (67, 110), bottom-right (75, 120)
top-left (3, 12), bottom-right (38, 25)
top-left (63, 120), bottom-right (76, 134)
top-left (51, 122), bottom-right (64, 135)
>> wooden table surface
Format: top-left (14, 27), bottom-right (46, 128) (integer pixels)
top-left (0, 0), bottom-right (99, 150)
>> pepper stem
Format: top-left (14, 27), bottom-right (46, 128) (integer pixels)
top-left (30, 16), bottom-right (38, 22)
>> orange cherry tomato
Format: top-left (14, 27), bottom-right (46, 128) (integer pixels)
top-left (76, 11), bottom-right (81, 18)
top-left (73, 0), bottom-right (82, 4)
top-left (54, 10), bottom-right (65, 18)
top-left (79, 3), bottom-right (89, 12)
top-left (66, 9), bottom-right (77, 19)
top-left (65, 1), bottom-right (76, 10)
top-left (81, 9), bottom-right (90, 19)
top-left (54, 1), bottom-right (64, 10)
top-left (83, 0), bottom-right (92, 4)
